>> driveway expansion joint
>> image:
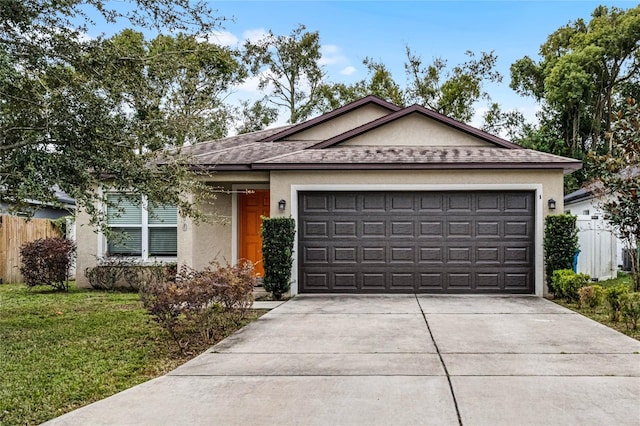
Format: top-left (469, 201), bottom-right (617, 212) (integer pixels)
top-left (416, 294), bottom-right (464, 426)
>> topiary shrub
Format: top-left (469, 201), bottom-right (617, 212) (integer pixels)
top-left (621, 292), bottom-right (640, 330)
top-left (20, 238), bottom-right (76, 291)
top-left (578, 285), bottom-right (605, 310)
top-left (544, 214), bottom-right (579, 293)
top-left (606, 284), bottom-right (630, 322)
top-left (551, 269), bottom-right (590, 302)
top-left (261, 216), bottom-right (296, 300)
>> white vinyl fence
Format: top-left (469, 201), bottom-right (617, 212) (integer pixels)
top-left (574, 215), bottom-right (618, 281)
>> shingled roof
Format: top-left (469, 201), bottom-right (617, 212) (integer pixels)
top-left (180, 96), bottom-right (582, 173)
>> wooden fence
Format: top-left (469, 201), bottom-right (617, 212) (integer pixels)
top-left (0, 215), bottom-right (61, 284)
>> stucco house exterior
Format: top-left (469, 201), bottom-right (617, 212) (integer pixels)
top-left (76, 96), bottom-right (581, 296)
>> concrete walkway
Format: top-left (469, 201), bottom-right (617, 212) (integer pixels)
top-left (46, 295), bottom-right (640, 426)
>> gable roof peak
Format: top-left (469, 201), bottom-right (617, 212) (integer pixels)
top-left (259, 95), bottom-right (401, 142)
top-left (309, 102), bottom-right (522, 150)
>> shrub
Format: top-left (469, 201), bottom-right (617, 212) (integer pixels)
top-left (621, 292), bottom-right (640, 330)
top-left (261, 216), bottom-right (296, 300)
top-left (139, 261), bottom-right (255, 353)
top-left (85, 258), bottom-right (171, 290)
top-left (578, 285), bottom-right (605, 310)
top-left (551, 269), bottom-right (590, 302)
top-left (20, 238), bottom-right (76, 291)
top-left (544, 214), bottom-right (579, 292)
top-left (606, 284), bottom-right (629, 322)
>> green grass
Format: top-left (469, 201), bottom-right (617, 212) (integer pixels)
top-left (0, 284), bottom-right (264, 425)
top-left (552, 273), bottom-right (640, 341)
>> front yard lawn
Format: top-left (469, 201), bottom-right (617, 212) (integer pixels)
top-left (552, 273), bottom-right (640, 341)
top-left (0, 283), bottom-right (264, 425)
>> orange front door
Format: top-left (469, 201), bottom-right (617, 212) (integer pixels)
top-left (239, 189), bottom-right (270, 277)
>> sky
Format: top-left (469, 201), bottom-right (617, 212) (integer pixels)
top-left (91, 1), bottom-right (638, 128)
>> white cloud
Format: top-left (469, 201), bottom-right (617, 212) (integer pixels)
top-left (206, 30), bottom-right (239, 47)
top-left (236, 74), bottom-right (263, 94)
top-left (319, 43), bottom-right (348, 66)
top-left (321, 44), bottom-right (340, 55)
top-left (340, 66), bottom-right (357, 76)
top-left (242, 28), bottom-right (269, 43)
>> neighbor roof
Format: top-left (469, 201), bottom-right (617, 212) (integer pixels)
top-left (179, 96), bottom-right (582, 173)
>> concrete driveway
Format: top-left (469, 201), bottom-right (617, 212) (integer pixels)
top-left (47, 295), bottom-right (640, 426)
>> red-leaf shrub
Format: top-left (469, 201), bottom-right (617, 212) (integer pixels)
top-left (20, 238), bottom-right (76, 291)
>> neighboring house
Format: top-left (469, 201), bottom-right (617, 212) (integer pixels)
top-left (0, 186), bottom-right (76, 220)
top-left (564, 189), bottom-right (625, 281)
top-left (76, 96), bottom-right (581, 296)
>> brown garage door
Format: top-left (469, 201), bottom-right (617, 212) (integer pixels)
top-left (298, 191), bottom-right (535, 293)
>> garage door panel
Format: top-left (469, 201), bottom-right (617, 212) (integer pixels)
top-left (390, 221), bottom-right (414, 236)
top-left (334, 221), bottom-right (358, 238)
top-left (419, 221), bottom-right (445, 238)
top-left (299, 191), bottom-right (534, 294)
top-left (448, 221), bottom-right (473, 237)
top-left (362, 193), bottom-right (386, 211)
top-left (303, 221), bottom-right (329, 239)
top-left (390, 246), bottom-right (416, 263)
top-left (362, 221), bottom-right (385, 237)
top-left (303, 194), bottom-right (330, 212)
top-left (419, 247), bottom-right (444, 263)
top-left (419, 273), bottom-right (444, 290)
top-left (363, 273), bottom-right (386, 289)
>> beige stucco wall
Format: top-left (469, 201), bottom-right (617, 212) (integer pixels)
top-left (284, 104), bottom-right (392, 141)
top-left (178, 185), bottom-right (233, 271)
top-left (268, 169), bottom-right (564, 218)
top-left (75, 207), bottom-right (99, 287)
top-left (341, 113), bottom-right (490, 147)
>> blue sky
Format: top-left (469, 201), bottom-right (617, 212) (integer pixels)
top-left (206, 1), bottom-right (635, 126)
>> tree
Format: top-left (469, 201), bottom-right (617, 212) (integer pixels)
top-left (234, 99), bottom-right (279, 134)
top-left (0, 0), bottom-right (229, 226)
top-left (244, 24), bottom-right (325, 123)
top-left (510, 5), bottom-right (640, 157)
top-left (317, 58), bottom-right (406, 112)
top-left (405, 48), bottom-right (502, 122)
top-left (589, 98), bottom-right (640, 291)
top-left (97, 30), bottom-right (245, 145)
top-left (481, 103), bottom-right (527, 140)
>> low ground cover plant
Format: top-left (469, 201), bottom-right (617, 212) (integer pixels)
top-left (139, 261), bottom-right (256, 353)
top-left (552, 273), bottom-right (639, 340)
top-left (20, 237), bottom-right (76, 291)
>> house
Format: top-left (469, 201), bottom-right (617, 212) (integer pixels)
top-left (0, 186), bottom-right (75, 220)
top-left (564, 189), bottom-right (624, 281)
top-left (76, 96), bottom-right (581, 296)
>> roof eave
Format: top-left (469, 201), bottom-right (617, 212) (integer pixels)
top-left (251, 162), bottom-right (581, 171)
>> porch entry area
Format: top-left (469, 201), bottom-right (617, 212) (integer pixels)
top-left (238, 189), bottom-right (270, 277)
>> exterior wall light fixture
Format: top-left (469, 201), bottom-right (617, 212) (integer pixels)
top-left (548, 198), bottom-right (556, 210)
top-left (278, 199), bottom-right (286, 211)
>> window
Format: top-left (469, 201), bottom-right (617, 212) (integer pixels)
top-left (106, 194), bottom-right (177, 259)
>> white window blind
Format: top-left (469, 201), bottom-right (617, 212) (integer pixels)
top-left (106, 194), bottom-right (177, 259)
